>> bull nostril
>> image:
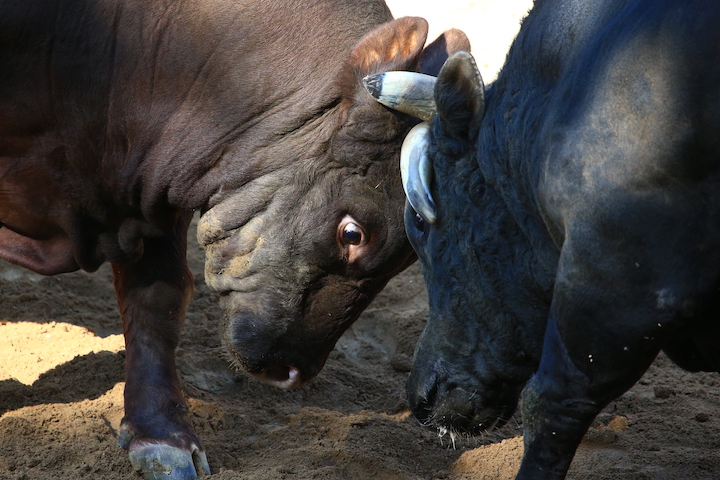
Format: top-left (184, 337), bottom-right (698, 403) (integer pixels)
top-left (412, 404), bottom-right (433, 427)
top-left (408, 378), bottom-right (439, 426)
top-left (252, 365), bottom-right (303, 390)
top-left (410, 378), bottom-right (488, 433)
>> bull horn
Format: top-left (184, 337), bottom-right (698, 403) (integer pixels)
top-left (363, 71), bottom-right (437, 121)
top-left (401, 122), bottom-right (436, 224)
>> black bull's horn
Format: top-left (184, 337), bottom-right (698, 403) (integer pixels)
top-left (400, 122), bottom-right (436, 224)
top-left (363, 71), bottom-right (437, 223)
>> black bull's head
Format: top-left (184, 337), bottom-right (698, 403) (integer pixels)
top-left (198, 19), bottom-right (471, 389)
top-left (364, 52), bottom-right (551, 436)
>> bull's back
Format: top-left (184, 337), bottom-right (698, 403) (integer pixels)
top-left (540, 0), bottom-right (720, 225)
top-left (536, 0), bottom-right (720, 329)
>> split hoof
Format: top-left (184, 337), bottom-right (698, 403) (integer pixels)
top-left (128, 442), bottom-right (210, 480)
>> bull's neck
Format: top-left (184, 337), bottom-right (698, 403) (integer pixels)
top-left (462, 57), bottom-right (562, 367)
top-left (98, 0), bottom-right (374, 221)
top-left (459, 0), bottom-right (617, 366)
top-left (462, 0), bottom-right (631, 373)
top-left (475, 0), bottom-right (610, 243)
top-left (435, 130), bottom-right (553, 377)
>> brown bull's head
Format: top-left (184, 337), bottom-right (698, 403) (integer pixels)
top-left (198, 18), bottom-right (470, 388)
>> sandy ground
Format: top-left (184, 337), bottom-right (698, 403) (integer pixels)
top-left (3, 1), bottom-right (720, 480)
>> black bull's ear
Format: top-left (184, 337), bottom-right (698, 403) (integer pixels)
top-left (331, 18), bottom-right (471, 168)
top-left (435, 50), bottom-right (486, 144)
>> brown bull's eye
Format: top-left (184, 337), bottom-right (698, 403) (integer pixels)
top-left (337, 215), bottom-right (367, 263)
top-left (342, 222), bottom-right (363, 245)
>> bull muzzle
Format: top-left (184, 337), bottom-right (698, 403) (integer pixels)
top-left (407, 357), bottom-right (521, 437)
top-left (221, 296), bottom-right (335, 390)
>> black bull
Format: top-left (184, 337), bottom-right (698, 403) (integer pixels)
top-left (367, 0), bottom-right (720, 478)
top-left (0, 0), bottom-right (470, 478)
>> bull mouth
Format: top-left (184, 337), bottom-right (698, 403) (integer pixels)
top-left (414, 391), bottom-right (519, 437)
top-left (225, 343), bottom-right (333, 390)
top-left (251, 364), bottom-right (303, 390)
top-left (409, 375), bottom-right (522, 437)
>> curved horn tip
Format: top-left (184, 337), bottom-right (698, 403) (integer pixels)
top-left (410, 195), bottom-right (437, 225)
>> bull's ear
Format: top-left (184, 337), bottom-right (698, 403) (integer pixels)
top-left (332, 17), bottom-right (430, 168)
top-left (418, 28), bottom-right (471, 76)
top-left (349, 17), bottom-right (429, 76)
top-left (435, 51), bottom-right (485, 144)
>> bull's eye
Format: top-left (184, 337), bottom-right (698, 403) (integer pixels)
top-left (342, 222), bottom-right (363, 245)
top-left (405, 204), bottom-right (428, 251)
top-left (413, 212), bottom-right (425, 232)
top-left (337, 215), bottom-right (368, 263)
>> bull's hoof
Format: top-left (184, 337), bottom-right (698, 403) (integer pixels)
top-left (128, 442), bottom-right (210, 480)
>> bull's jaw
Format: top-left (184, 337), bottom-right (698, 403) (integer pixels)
top-left (214, 249), bottom-right (409, 388)
top-left (403, 233), bottom-right (549, 437)
top-left (402, 200), bottom-right (543, 436)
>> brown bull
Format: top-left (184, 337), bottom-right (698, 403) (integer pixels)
top-left (0, 0), bottom-right (469, 477)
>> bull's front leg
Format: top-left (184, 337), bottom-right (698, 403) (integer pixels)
top-left (112, 212), bottom-right (210, 480)
top-left (517, 313), bottom-right (659, 479)
top-left (516, 241), bottom-right (669, 480)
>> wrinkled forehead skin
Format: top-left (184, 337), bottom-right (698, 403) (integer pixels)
top-left (197, 108), bottom-right (416, 385)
